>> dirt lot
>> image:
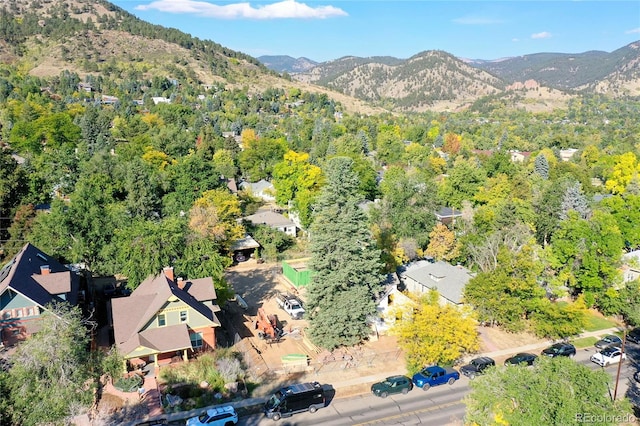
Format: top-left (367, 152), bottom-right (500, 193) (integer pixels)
top-left (224, 260), bottom-right (405, 396)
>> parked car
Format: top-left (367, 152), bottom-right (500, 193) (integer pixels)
top-left (412, 365), bottom-right (459, 391)
top-left (186, 405), bottom-right (238, 426)
top-left (541, 342), bottom-right (576, 358)
top-left (594, 334), bottom-right (622, 349)
top-left (371, 375), bottom-right (413, 398)
top-left (626, 328), bottom-right (640, 344)
top-left (590, 346), bottom-right (627, 367)
top-left (263, 382), bottom-right (326, 421)
top-left (459, 357), bottom-right (495, 379)
top-left (504, 353), bottom-right (538, 366)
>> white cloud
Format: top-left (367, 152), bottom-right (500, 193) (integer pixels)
top-left (452, 15), bottom-right (503, 25)
top-left (625, 28), bottom-right (640, 34)
top-left (512, 38), bottom-right (519, 42)
top-left (135, 0), bottom-right (348, 19)
top-left (531, 31), bottom-right (552, 39)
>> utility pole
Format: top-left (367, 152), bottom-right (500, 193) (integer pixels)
top-left (613, 330), bottom-right (626, 400)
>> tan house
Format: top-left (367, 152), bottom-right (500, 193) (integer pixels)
top-left (110, 267), bottom-right (221, 367)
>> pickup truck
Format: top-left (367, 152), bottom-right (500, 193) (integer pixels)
top-left (275, 293), bottom-right (305, 320)
top-left (411, 365), bottom-right (460, 391)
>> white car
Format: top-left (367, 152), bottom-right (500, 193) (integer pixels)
top-left (590, 346), bottom-right (627, 367)
top-left (186, 405), bottom-right (238, 426)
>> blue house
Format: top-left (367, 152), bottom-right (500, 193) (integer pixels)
top-left (0, 243), bottom-right (81, 347)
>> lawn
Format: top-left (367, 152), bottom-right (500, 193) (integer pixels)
top-left (584, 313), bottom-right (618, 332)
top-left (570, 336), bottom-right (598, 349)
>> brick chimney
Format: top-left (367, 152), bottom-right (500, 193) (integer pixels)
top-left (40, 265), bottom-right (50, 275)
top-left (163, 266), bottom-right (174, 281)
top-left (177, 277), bottom-right (185, 289)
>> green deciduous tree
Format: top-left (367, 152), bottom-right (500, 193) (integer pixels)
top-left (465, 357), bottom-right (631, 426)
top-left (550, 210), bottom-right (623, 297)
top-left (306, 157), bottom-right (384, 349)
top-left (4, 304), bottom-right (97, 425)
top-left (392, 291), bottom-right (479, 374)
top-left (110, 217), bottom-right (186, 288)
top-left (463, 244), bottom-right (545, 332)
top-left (272, 150), bottom-right (324, 227)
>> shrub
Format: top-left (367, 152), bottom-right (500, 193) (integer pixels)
top-left (114, 374), bottom-right (142, 392)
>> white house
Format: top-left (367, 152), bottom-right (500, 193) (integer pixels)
top-left (622, 250), bottom-right (640, 283)
top-left (242, 210), bottom-right (297, 237)
top-left (239, 179), bottom-right (276, 202)
top-left (398, 259), bottom-right (474, 306)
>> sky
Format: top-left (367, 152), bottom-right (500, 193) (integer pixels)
top-left (110, 1), bottom-right (640, 63)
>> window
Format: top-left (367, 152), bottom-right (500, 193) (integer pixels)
top-left (26, 308), bottom-right (34, 317)
top-left (179, 310), bottom-right (188, 323)
top-left (190, 332), bottom-right (203, 348)
top-left (158, 314), bottom-right (166, 327)
top-left (15, 309), bottom-right (23, 318)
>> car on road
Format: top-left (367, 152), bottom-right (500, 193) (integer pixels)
top-left (504, 353), bottom-right (538, 366)
top-left (412, 365), bottom-right (460, 391)
top-left (590, 346), bottom-right (627, 367)
top-left (626, 328), bottom-right (640, 344)
top-left (541, 342), bottom-right (576, 358)
top-left (371, 375), bottom-right (413, 398)
top-left (594, 334), bottom-right (622, 349)
top-left (186, 405), bottom-right (238, 426)
top-left (459, 357), bottom-right (495, 379)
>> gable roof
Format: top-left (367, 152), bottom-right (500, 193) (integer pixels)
top-left (399, 260), bottom-right (474, 304)
top-left (239, 179), bottom-right (274, 193)
top-left (0, 243), bottom-right (79, 309)
top-left (111, 268), bottom-right (220, 356)
top-left (243, 210), bottom-right (295, 228)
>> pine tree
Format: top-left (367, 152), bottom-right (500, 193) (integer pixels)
top-left (560, 181), bottom-right (590, 220)
top-left (306, 157), bottom-right (385, 349)
top-left (534, 154), bottom-right (549, 180)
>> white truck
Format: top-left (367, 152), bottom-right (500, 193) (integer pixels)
top-left (275, 292), bottom-right (305, 320)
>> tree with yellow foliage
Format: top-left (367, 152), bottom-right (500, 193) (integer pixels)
top-left (391, 290), bottom-right (479, 374)
top-left (189, 188), bottom-right (244, 248)
top-left (425, 223), bottom-right (460, 261)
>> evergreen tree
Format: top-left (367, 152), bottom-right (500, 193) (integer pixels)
top-left (560, 181), bottom-right (590, 220)
top-left (306, 157), bottom-right (384, 349)
top-left (534, 154), bottom-right (549, 179)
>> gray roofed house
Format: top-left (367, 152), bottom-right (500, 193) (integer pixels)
top-left (243, 210), bottom-right (297, 237)
top-left (399, 259), bottom-right (474, 305)
top-left (109, 266), bottom-right (221, 367)
top-left (0, 243), bottom-right (81, 346)
top-left (239, 179), bottom-right (276, 202)
top-left (435, 207), bottom-right (463, 226)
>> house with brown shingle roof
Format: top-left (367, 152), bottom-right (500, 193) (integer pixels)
top-left (109, 267), bottom-right (221, 367)
top-left (0, 243), bottom-right (81, 347)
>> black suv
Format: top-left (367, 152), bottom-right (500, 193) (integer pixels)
top-left (460, 357), bottom-right (495, 379)
top-left (627, 328), bottom-right (640, 344)
top-left (371, 375), bottom-right (413, 398)
top-left (541, 342), bottom-right (576, 358)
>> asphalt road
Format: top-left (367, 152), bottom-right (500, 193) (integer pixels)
top-left (234, 343), bottom-right (639, 426)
